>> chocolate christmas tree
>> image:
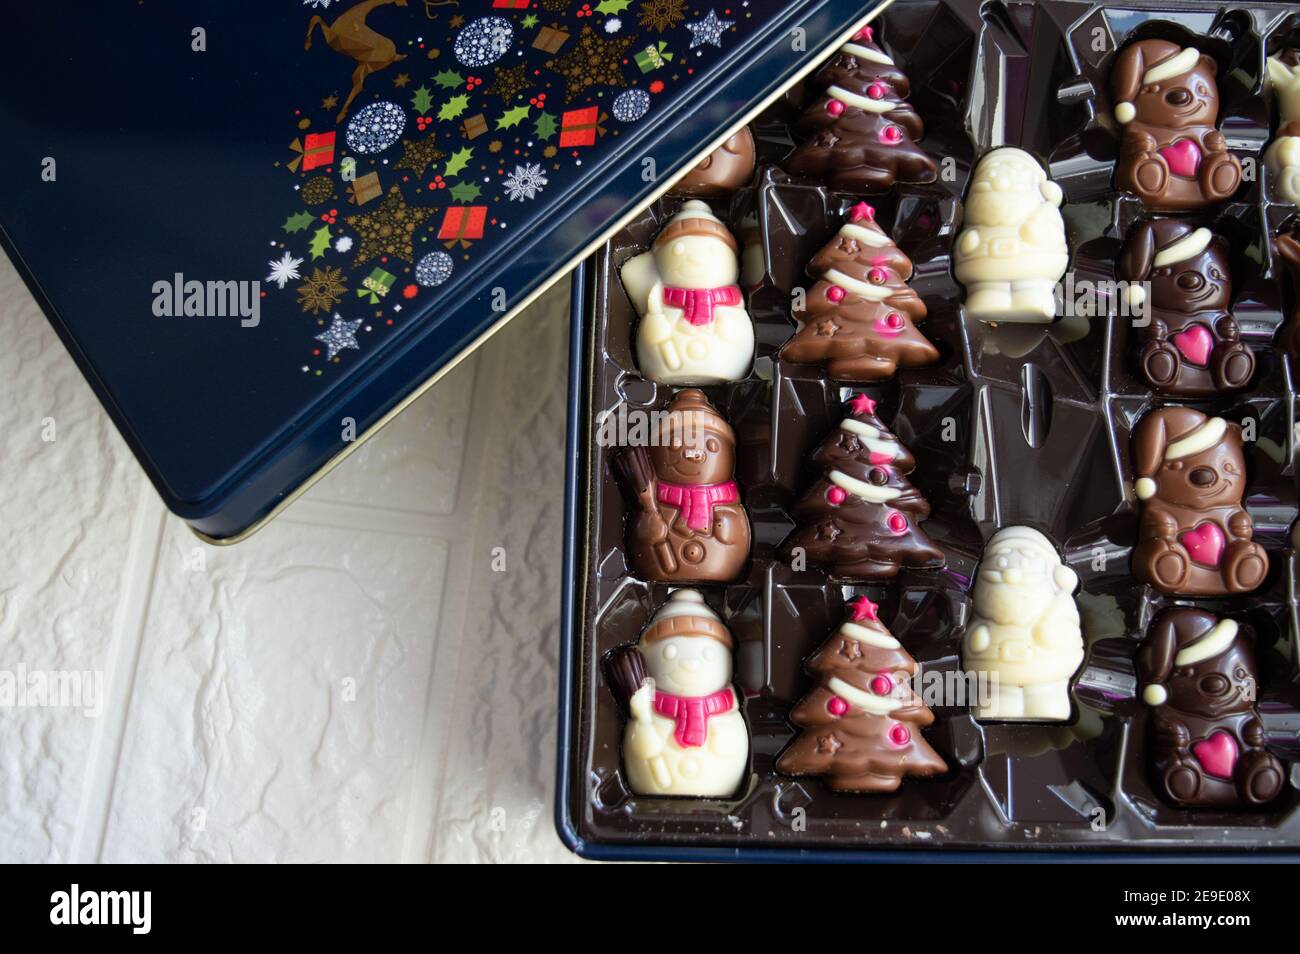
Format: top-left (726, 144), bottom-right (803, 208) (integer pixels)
top-left (777, 596), bottom-right (947, 793)
top-left (784, 25), bottom-right (936, 193)
top-left (782, 394), bottom-right (944, 579)
top-left (780, 201), bottom-right (939, 381)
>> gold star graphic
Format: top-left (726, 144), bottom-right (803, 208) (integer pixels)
top-left (344, 186), bottom-right (434, 266)
top-left (393, 73), bottom-right (411, 88)
top-left (322, 94), bottom-right (339, 110)
top-left (393, 137), bottom-right (447, 177)
top-left (546, 25), bottom-right (631, 101)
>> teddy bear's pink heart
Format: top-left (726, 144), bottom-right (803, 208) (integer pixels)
top-left (1171, 324), bottom-right (1214, 365)
top-left (1180, 521), bottom-right (1225, 567)
top-left (1191, 730), bottom-right (1238, 780)
top-left (1159, 138), bottom-right (1202, 178)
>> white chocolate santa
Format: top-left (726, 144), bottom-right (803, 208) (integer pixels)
top-left (624, 589), bottom-right (748, 797)
top-left (953, 147), bottom-right (1068, 323)
top-left (621, 200), bottom-right (755, 384)
top-left (961, 526), bottom-right (1084, 722)
top-left (1266, 53), bottom-right (1300, 204)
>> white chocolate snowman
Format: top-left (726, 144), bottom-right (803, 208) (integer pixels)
top-left (953, 147), bottom-right (1068, 323)
top-left (1266, 53), bottom-right (1300, 204)
top-left (624, 589), bottom-right (749, 797)
top-left (961, 526), bottom-right (1084, 722)
top-left (621, 200), bottom-right (755, 385)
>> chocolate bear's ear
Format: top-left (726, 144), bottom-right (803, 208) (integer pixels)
top-left (1197, 53), bottom-right (1218, 79)
top-left (1120, 220), bottom-right (1156, 283)
top-left (1138, 616), bottom-right (1178, 705)
top-left (1110, 43), bottom-right (1146, 110)
top-left (1133, 407), bottom-right (1170, 482)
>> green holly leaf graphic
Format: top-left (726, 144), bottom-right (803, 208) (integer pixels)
top-left (412, 85), bottom-right (434, 115)
top-left (449, 181), bottom-right (482, 203)
top-left (595, 0), bottom-right (632, 12)
top-left (444, 147), bottom-right (474, 178)
top-left (497, 104), bottom-right (530, 130)
top-left (433, 69), bottom-right (463, 89)
top-left (283, 210), bottom-right (315, 233)
top-left (534, 111), bottom-right (558, 142)
top-left (309, 225), bottom-right (333, 260)
top-left (438, 93), bottom-right (470, 121)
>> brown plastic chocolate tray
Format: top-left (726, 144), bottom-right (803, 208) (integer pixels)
top-left (563, 0), bottom-right (1300, 854)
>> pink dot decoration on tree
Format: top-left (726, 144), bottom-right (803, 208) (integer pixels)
top-left (871, 674), bottom-right (893, 696)
top-left (827, 696), bottom-right (849, 716)
top-left (881, 125), bottom-right (902, 143)
top-left (886, 312), bottom-right (903, 329)
top-left (868, 83), bottom-right (886, 99)
top-left (826, 99), bottom-right (845, 116)
top-left (827, 285), bottom-right (846, 302)
top-left (869, 267), bottom-right (887, 284)
top-left (827, 486), bottom-right (847, 505)
top-left (887, 511), bottom-right (908, 533)
top-left (888, 723), bottom-right (910, 746)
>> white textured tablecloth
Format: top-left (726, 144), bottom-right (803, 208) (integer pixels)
top-left (0, 250), bottom-right (577, 863)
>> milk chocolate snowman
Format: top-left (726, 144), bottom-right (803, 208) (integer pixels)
top-left (673, 127), bottom-right (756, 196)
top-left (1138, 607), bottom-right (1284, 807)
top-left (1132, 407), bottom-right (1268, 596)
top-left (614, 389), bottom-right (751, 583)
top-left (616, 589), bottom-right (749, 797)
top-left (621, 200), bottom-right (755, 385)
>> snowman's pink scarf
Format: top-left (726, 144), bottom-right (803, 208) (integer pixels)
top-left (662, 284), bottom-right (742, 326)
top-left (656, 479), bottom-right (738, 531)
top-left (654, 689), bottom-right (734, 748)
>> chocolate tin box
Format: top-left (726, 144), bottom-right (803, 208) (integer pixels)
top-left (0, 0), bottom-right (877, 541)
top-left (556, 0), bottom-right (1300, 860)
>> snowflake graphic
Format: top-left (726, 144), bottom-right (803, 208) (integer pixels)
top-left (315, 314), bottom-right (363, 360)
top-left (334, 235), bottom-right (354, 254)
top-left (605, 17), bottom-right (622, 33)
top-left (346, 101), bottom-right (406, 155)
top-left (454, 16), bottom-right (514, 68)
top-left (547, 25), bottom-right (632, 101)
top-left (639, 0), bottom-right (686, 32)
top-left (297, 266), bottom-right (347, 314)
top-left (415, 250), bottom-right (454, 287)
top-left (302, 0), bottom-right (332, 9)
top-left (686, 9), bottom-right (733, 48)
top-left (266, 251), bottom-right (304, 290)
top-left (503, 163), bottom-right (548, 201)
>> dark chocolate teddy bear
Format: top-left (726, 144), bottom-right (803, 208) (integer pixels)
top-left (1138, 607), bottom-right (1284, 807)
top-left (1120, 219), bottom-right (1253, 396)
top-left (1110, 39), bottom-right (1241, 211)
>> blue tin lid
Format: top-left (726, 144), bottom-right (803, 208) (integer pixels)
top-left (0, 0), bottom-right (881, 541)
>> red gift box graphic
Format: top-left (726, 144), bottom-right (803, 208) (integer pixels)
top-left (559, 107), bottom-right (608, 148)
top-left (289, 131), bottom-right (336, 173)
top-left (492, 0), bottom-right (529, 6)
top-left (438, 205), bottom-right (487, 248)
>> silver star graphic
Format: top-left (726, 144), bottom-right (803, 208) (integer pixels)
top-left (687, 9), bottom-right (732, 48)
top-left (315, 313), bottom-right (363, 359)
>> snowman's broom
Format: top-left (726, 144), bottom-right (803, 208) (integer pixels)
top-left (614, 446), bottom-right (678, 575)
top-left (606, 644), bottom-right (672, 790)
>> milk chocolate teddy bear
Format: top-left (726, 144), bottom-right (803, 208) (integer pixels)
top-left (615, 389), bottom-right (751, 583)
top-left (1132, 407), bottom-right (1267, 596)
top-left (1120, 219), bottom-right (1254, 396)
top-left (1110, 40), bottom-right (1241, 211)
top-left (1138, 607), bottom-right (1284, 807)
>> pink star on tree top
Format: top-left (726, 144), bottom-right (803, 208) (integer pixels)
top-left (855, 25), bottom-right (874, 43)
top-left (848, 201), bottom-right (875, 223)
top-left (848, 595), bottom-right (879, 622)
top-left (847, 393), bottom-right (876, 416)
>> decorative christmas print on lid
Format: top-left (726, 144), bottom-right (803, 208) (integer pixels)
top-left (262, 0), bottom-right (754, 376)
top-left (454, 16), bottom-right (515, 67)
top-left (777, 596), bottom-right (947, 793)
top-left (781, 393), bottom-right (944, 579)
top-left (785, 25), bottom-right (936, 192)
top-left (781, 201), bottom-right (939, 381)
top-left (345, 100), bottom-right (406, 154)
